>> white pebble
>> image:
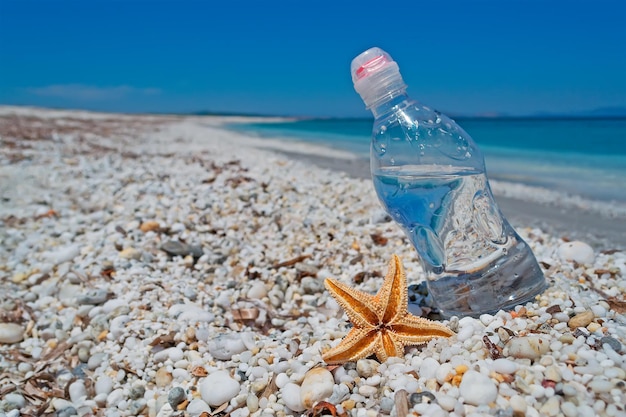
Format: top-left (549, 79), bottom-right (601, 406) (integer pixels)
top-left (356, 359), bottom-right (379, 378)
top-left (107, 388), bottom-right (125, 407)
top-left (186, 399), bottom-right (211, 417)
top-left (577, 405), bottom-right (596, 417)
top-left (69, 380), bottom-right (87, 403)
top-left (300, 367), bottom-right (334, 408)
top-left (591, 304), bottom-right (607, 317)
top-left (561, 401), bottom-right (578, 417)
top-left (44, 244), bottom-right (81, 265)
top-left (456, 325), bottom-right (475, 342)
top-left (109, 315), bottom-right (130, 339)
top-left (435, 363), bottom-right (453, 384)
top-left (530, 384), bottom-right (546, 399)
top-left (557, 241), bottom-right (594, 264)
top-left (247, 281), bottom-right (267, 299)
top-left (95, 375), bottom-right (113, 395)
top-left (509, 394), bottom-right (527, 414)
top-left (358, 385), bottom-right (377, 397)
top-left (52, 398), bottom-right (74, 411)
top-left (506, 336), bottom-right (550, 359)
top-left (589, 379), bottom-right (613, 393)
top-left (200, 371), bottom-right (240, 406)
top-left (0, 323), bottom-right (24, 344)
top-left (539, 396), bottom-right (560, 416)
top-left (168, 303), bottom-right (214, 323)
top-left (419, 357), bottom-right (440, 380)
top-left (168, 347), bottom-right (184, 362)
top-left (208, 334), bottom-right (246, 360)
top-left (275, 372), bottom-right (290, 389)
top-left (479, 314), bottom-right (495, 326)
top-left (437, 394), bottom-right (456, 411)
top-left (492, 358), bottom-right (518, 374)
top-left (281, 383), bottom-right (304, 412)
top-left (459, 370), bottom-right (497, 405)
top-left (18, 362), bottom-right (33, 373)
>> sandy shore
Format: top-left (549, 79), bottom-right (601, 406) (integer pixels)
top-left (1, 107), bottom-right (625, 417)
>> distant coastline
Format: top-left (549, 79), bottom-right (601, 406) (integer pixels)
top-left (188, 105), bottom-right (626, 120)
top-left (2, 103), bottom-right (625, 120)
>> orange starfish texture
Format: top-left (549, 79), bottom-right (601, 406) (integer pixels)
top-left (323, 254), bottom-right (454, 364)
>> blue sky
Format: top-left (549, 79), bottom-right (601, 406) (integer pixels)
top-left (1, 0), bottom-right (625, 117)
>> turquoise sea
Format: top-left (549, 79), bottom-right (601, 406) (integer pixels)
top-left (229, 118), bottom-right (626, 202)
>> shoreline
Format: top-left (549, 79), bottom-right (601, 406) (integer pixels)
top-left (260, 149), bottom-right (626, 251)
top-left (1, 108), bottom-right (625, 417)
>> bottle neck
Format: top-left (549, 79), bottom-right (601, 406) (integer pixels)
top-left (370, 90), bottom-right (410, 118)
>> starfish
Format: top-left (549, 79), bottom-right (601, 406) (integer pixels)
top-left (322, 254), bottom-right (454, 364)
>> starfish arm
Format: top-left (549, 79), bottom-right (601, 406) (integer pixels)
top-left (324, 278), bottom-right (378, 327)
top-left (322, 328), bottom-right (380, 365)
top-left (377, 254), bottom-right (409, 324)
top-left (391, 313), bottom-right (455, 345)
top-left (376, 331), bottom-right (405, 363)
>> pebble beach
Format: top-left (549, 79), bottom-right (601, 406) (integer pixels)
top-left (1, 106), bottom-right (625, 417)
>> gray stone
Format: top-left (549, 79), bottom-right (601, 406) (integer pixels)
top-left (87, 352), bottom-right (108, 370)
top-left (129, 384), bottom-right (146, 400)
top-left (4, 393), bottom-right (26, 409)
top-left (600, 336), bottom-right (623, 352)
top-left (129, 399), bottom-right (147, 415)
top-left (409, 391), bottom-right (436, 405)
top-left (168, 387), bottom-right (186, 409)
top-left (380, 397), bottom-right (395, 414)
top-left (57, 407), bottom-right (78, 417)
top-left (77, 289), bottom-right (111, 305)
top-left (161, 241), bottom-right (203, 258)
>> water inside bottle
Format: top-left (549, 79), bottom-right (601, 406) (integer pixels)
top-left (373, 164), bottom-right (546, 318)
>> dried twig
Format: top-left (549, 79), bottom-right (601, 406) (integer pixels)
top-left (272, 254), bottom-right (312, 269)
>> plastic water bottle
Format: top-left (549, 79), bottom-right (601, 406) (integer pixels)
top-left (351, 47), bottom-right (546, 318)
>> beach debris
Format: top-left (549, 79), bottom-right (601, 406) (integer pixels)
top-left (483, 335), bottom-right (503, 359)
top-left (272, 254), bottom-right (312, 269)
top-left (605, 296), bottom-right (626, 314)
top-left (557, 240), bottom-right (595, 264)
top-left (34, 208), bottom-right (59, 220)
top-left (322, 254), bottom-right (454, 364)
top-left (394, 390), bottom-right (410, 417)
top-left (370, 232), bottom-right (388, 246)
top-left (305, 401), bottom-right (345, 417)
